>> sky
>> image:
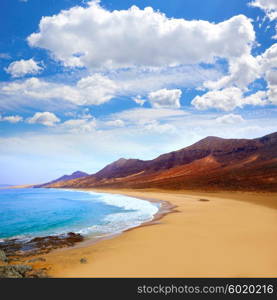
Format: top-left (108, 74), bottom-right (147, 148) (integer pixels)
top-left (0, 0), bottom-right (276, 184)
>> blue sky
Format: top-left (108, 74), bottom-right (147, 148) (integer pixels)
top-left (0, 0), bottom-right (276, 184)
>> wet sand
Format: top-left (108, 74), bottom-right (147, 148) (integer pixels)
top-left (33, 189), bottom-right (277, 277)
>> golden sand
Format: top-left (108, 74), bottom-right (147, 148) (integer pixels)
top-left (35, 189), bottom-right (277, 277)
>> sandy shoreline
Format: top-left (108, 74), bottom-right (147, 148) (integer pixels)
top-left (28, 189), bottom-right (277, 278)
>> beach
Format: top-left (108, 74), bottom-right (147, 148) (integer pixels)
top-left (25, 189), bottom-right (276, 278)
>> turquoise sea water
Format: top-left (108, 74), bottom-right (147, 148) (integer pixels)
top-left (0, 188), bottom-right (159, 240)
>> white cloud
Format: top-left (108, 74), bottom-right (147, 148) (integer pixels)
top-left (2, 77), bottom-right (79, 103)
top-left (0, 115), bottom-right (23, 123)
top-left (244, 90), bottom-right (270, 106)
top-left (266, 69), bottom-right (277, 104)
top-left (80, 113), bottom-right (94, 120)
top-left (132, 96), bottom-right (146, 106)
top-left (191, 87), bottom-right (268, 111)
top-left (204, 54), bottom-right (261, 90)
top-left (203, 8), bottom-right (275, 93)
top-left (195, 43), bottom-right (277, 111)
top-left (250, 0), bottom-right (277, 38)
top-left (215, 114), bottom-right (245, 124)
top-left (257, 44), bottom-right (277, 104)
top-left (27, 112), bottom-right (60, 126)
top-left (142, 120), bottom-right (176, 134)
top-left (112, 65), bottom-right (221, 96)
top-left (258, 43), bottom-right (277, 72)
top-left (192, 88), bottom-right (243, 111)
top-left (2, 74), bottom-right (117, 106)
top-left (5, 59), bottom-right (43, 78)
top-left (105, 119), bottom-right (125, 127)
top-left (250, 0), bottom-right (277, 20)
top-left (61, 118), bottom-right (97, 133)
top-left (76, 74), bottom-right (117, 105)
top-left (28, 1), bottom-right (255, 69)
top-left (148, 88), bottom-right (182, 108)
top-left (112, 107), bottom-right (187, 125)
top-left (1, 65), bottom-right (218, 109)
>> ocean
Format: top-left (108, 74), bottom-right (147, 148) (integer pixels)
top-left (0, 188), bottom-right (159, 241)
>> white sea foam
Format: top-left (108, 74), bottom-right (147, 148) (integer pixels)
top-left (76, 191), bottom-right (159, 237)
top-left (0, 189), bottom-right (159, 242)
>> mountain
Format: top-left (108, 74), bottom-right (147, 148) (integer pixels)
top-left (44, 132), bottom-right (277, 192)
top-left (35, 171), bottom-right (89, 188)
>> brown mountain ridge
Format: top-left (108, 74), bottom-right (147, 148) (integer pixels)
top-left (35, 171), bottom-right (89, 188)
top-left (44, 132), bottom-right (277, 192)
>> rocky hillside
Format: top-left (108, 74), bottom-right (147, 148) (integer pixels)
top-left (35, 171), bottom-right (89, 188)
top-left (43, 132), bottom-right (277, 192)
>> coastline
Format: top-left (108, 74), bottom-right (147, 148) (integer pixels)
top-left (0, 188), bottom-right (168, 257)
top-left (80, 188), bottom-right (178, 232)
top-left (24, 188), bottom-right (277, 278)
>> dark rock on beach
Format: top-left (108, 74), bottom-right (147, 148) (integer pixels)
top-left (24, 268), bottom-right (49, 278)
top-left (0, 250), bottom-right (8, 262)
top-left (0, 265), bottom-right (49, 278)
top-left (0, 232), bottom-right (84, 257)
top-left (80, 258), bottom-right (87, 264)
top-left (0, 265), bottom-right (32, 278)
top-left (0, 232), bottom-right (84, 278)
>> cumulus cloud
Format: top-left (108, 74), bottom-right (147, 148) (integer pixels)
top-left (215, 114), bottom-right (245, 124)
top-left (2, 77), bottom-right (79, 103)
top-left (148, 89), bottom-right (182, 108)
top-left (196, 42), bottom-right (277, 111)
top-left (76, 74), bottom-right (117, 105)
top-left (258, 43), bottom-right (277, 72)
top-left (61, 118), bottom-right (97, 133)
top-left (2, 65), bottom-right (217, 109)
top-left (1, 1), bottom-right (275, 116)
top-left (202, 5), bottom-right (276, 95)
top-left (27, 112), bottom-right (60, 126)
top-left (191, 87), bottom-right (268, 111)
top-left (2, 74), bottom-right (117, 106)
top-left (28, 1), bottom-right (255, 70)
top-left (5, 59), bottom-right (43, 78)
top-left (250, 0), bottom-right (277, 20)
top-left (257, 44), bottom-right (277, 104)
top-left (250, 0), bottom-right (277, 38)
top-left (204, 54), bottom-right (261, 90)
top-left (192, 88), bottom-right (242, 111)
top-left (0, 115), bottom-right (23, 123)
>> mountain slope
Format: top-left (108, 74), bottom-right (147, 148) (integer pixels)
top-left (35, 171), bottom-right (89, 188)
top-left (45, 132), bottom-right (277, 192)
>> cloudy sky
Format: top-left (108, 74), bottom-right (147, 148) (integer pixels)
top-left (0, 0), bottom-right (276, 184)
